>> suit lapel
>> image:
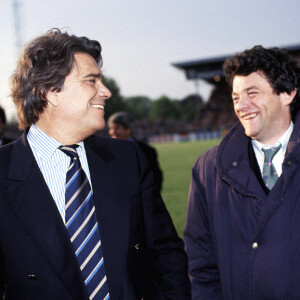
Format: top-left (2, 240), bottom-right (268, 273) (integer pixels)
top-left (6, 134), bottom-right (88, 300)
top-left (85, 137), bottom-right (130, 300)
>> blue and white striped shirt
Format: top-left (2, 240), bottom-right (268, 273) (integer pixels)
top-left (27, 124), bottom-right (93, 222)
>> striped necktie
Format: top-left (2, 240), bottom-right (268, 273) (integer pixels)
top-left (59, 145), bottom-right (110, 300)
top-left (262, 144), bottom-right (282, 190)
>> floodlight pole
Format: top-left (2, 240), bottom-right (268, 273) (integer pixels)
top-left (13, 0), bottom-right (22, 55)
top-left (194, 79), bottom-right (201, 121)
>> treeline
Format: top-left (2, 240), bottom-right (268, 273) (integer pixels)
top-left (103, 77), bottom-right (203, 122)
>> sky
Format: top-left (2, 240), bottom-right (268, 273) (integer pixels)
top-left (1, 0), bottom-right (300, 121)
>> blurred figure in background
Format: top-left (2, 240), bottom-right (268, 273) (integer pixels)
top-left (108, 111), bottom-right (163, 192)
top-left (0, 106), bottom-right (13, 145)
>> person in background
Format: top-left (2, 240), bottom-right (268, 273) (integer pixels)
top-left (0, 106), bottom-right (13, 145)
top-left (108, 111), bottom-right (163, 193)
top-left (0, 28), bottom-right (190, 300)
top-left (184, 45), bottom-right (300, 299)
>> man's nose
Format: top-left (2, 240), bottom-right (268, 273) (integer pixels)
top-left (235, 95), bottom-right (249, 111)
top-left (97, 82), bottom-right (112, 99)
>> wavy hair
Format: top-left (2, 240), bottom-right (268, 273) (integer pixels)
top-left (10, 29), bottom-right (102, 129)
top-left (223, 45), bottom-right (300, 119)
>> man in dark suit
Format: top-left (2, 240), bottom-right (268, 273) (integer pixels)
top-left (108, 112), bottom-right (163, 192)
top-left (1, 29), bottom-right (190, 300)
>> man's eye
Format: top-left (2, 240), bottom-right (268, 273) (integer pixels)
top-left (248, 91), bottom-right (257, 97)
top-left (233, 97), bottom-right (239, 103)
top-left (89, 79), bottom-right (96, 84)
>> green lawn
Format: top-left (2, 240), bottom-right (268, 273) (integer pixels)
top-left (153, 139), bottom-right (221, 237)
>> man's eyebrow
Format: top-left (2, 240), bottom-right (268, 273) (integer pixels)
top-left (83, 73), bottom-right (103, 79)
top-left (245, 86), bottom-right (259, 91)
top-left (232, 86), bottom-right (259, 95)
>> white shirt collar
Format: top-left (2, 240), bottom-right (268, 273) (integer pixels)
top-left (27, 124), bottom-right (85, 162)
top-left (251, 122), bottom-right (294, 177)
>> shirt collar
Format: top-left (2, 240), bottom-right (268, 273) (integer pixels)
top-left (27, 124), bottom-right (84, 162)
top-left (252, 121), bottom-right (294, 153)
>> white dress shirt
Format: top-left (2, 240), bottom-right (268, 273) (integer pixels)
top-left (27, 124), bottom-right (93, 222)
top-left (251, 122), bottom-right (294, 177)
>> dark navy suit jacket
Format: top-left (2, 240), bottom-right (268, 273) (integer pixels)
top-left (0, 133), bottom-right (190, 300)
top-left (135, 140), bottom-right (163, 193)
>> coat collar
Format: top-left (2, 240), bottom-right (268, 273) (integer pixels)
top-left (285, 112), bottom-right (300, 162)
top-left (215, 122), bottom-right (265, 198)
top-left (215, 112), bottom-right (300, 238)
top-left (216, 111), bottom-right (300, 196)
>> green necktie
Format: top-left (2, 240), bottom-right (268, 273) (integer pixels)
top-left (262, 144), bottom-right (282, 190)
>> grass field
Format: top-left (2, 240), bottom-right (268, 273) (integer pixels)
top-left (153, 139), bottom-right (221, 237)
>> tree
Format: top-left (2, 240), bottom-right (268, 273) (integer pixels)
top-left (102, 77), bottom-right (126, 120)
top-left (180, 94), bottom-right (203, 121)
top-left (124, 96), bottom-right (152, 120)
top-left (149, 95), bottom-right (180, 120)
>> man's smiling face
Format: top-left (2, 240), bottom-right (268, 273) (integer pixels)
top-left (232, 71), bottom-right (293, 145)
top-left (51, 52), bottom-right (111, 141)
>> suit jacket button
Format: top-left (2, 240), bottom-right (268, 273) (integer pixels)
top-left (134, 244), bottom-right (140, 250)
top-left (28, 274), bottom-right (37, 280)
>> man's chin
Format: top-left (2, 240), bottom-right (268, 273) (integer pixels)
top-left (244, 128), bottom-right (258, 140)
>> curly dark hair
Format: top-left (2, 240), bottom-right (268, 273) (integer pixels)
top-left (223, 45), bottom-right (300, 119)
top-left (10, 28), bottom-right (102, 129)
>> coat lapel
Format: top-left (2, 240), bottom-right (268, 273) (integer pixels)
top-left (85, 137), bottom-right (131, 300)
top-left (5, 134), bottom-right (88, 300)
top-left (216, 124), bottom-right (266, 199)
top-left (254, 125), bottom-right (300, 238)
top-left (218, 121), bottom-right (300, 240)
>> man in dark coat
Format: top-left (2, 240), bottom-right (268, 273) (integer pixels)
top-left (184, 45), bottom-right (300, 299)
top-left (108, 112), bottom-right (163, 193)
top-left (1, 29), bottom-right (190, 300)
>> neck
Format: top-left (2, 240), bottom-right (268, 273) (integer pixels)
top-left (255, 120), bottom-right (292, 146)
top-left (34, 119), bottom-right (89, 145)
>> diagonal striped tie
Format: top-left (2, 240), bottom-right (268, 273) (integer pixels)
top-left (59, 145), bottom-right (110, 300)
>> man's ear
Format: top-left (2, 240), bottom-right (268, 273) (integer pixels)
top-left (45, 89), bottom-right (60, 107)
top-left (282, 89), bottom-right (297, 106)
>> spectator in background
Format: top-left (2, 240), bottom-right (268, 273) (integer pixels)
top-left (108, 111), bottom-right (163, 192)
top-left (0, 106), bottom-right (13, 145)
